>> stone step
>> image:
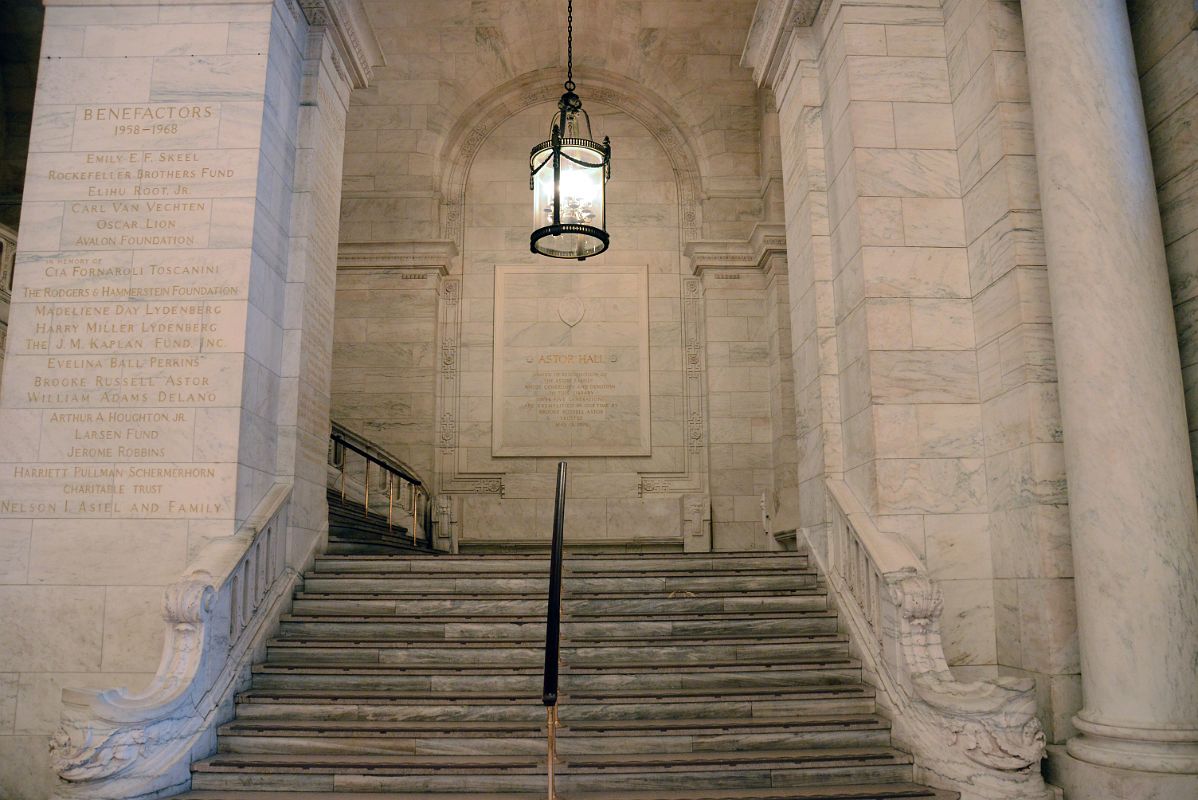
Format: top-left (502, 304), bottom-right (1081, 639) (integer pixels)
top-left (566, 554), bottom-right (810, 571)
top-left (300, 574), bottom-right (819, 594)
top-left (567, 614), bottom-right (839, 638)
top-left (568, 592), bottom-right (829, 612)
top-left (310, 554), bottom-right (808, 574)
top-left (262, 637), bottom-right (852, 670)
top-left (290, 596), bottom-right (553, 616)
top-left (311, 560), bottom-right (814, 577)
top-left (278, 611), bottom-right (837, 638)
top-left (175, 785), bottom-right (954, 800)
top-left (191, 748), bottom-right (913, 792)
top-left (217, 715), bottom-right (891, 757)
top-left (325, 541), bottom-right (428, 557)
top-left (237, 685), bottom-right (876, 722)
top-left (250, 659), bottom-right (863, 693)
top-left (263, 640), bottom-right (546, 666)
top-left (312, 557), bottom-right (550, 574)
top-left (290, 592), bottom-right (829, 616)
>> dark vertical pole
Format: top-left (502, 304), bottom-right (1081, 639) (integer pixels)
top-left (542, 460), bottom-right (567, 707)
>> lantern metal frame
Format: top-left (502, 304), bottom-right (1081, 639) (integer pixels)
top-left (529, 1), bottom-right (611, 260)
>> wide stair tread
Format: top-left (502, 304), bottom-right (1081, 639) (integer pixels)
top-left (239, 684), bottom-right (875, 702)
top-left (197, 746), bottom-right (910, 771)
top-left (221, 713), bottom-right (888, 735)
top-left (177, 785), bottom-right (952, 800)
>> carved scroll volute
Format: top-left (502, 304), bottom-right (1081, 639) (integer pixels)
top-left (164, 578), bottom-right (216, 624)
top-left (887, 570), bottom-right (1049, 780)
top-left (887, 570), bottom-right (950, 679)
top-left (50, 578), bottom-right (217, 784)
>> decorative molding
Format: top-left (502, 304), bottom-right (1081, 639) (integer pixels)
top-left (434, 494), bottom-right (459, 553)
top-left (432, 276), bottom-right (504, 497)
top-left (685, 222), bottom-right (787, 276)
top-left (298, 0), bottom-right (384, 89)
top-left (638, 277), bottom-right (708, 496)
top-left (440, 478), bottom-right (503, 495)
top-left (820, 479), bottom-right (1053, 800)
top-left (436, 277), bottom-right (462, 465)
top-left (741, 0), bottom-right (824, 89)
top-left (337, 240), bottom-right (457, 273)
top-left (50, 485), bottom-right (296, 800)
top-left (682, 494), bottom-right (712, 553)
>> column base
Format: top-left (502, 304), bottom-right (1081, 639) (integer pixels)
top-left (1068, 712), bottom-right (1198, 772)
top-left (1046, 745), bottom-right (1198, 800)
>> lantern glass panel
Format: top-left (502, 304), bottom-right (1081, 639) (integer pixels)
top-left (532, 146), bottom-right (555, 230)
top-left (531, 141), bottom-right (607, 259)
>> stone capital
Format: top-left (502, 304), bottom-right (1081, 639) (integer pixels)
top-left (740, 0), bottom-right (821, 89)
top-left (298, 0), bottom-right (383, 89)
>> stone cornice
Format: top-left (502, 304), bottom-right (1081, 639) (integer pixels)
top-left (684, 223), bottom-right (787, 276)
top-left (741, 0), bottom-right (822, 89)
top-left (298, 0), bottom-right (383, 89)
top-left (337, 240), bottom-right (457, 273)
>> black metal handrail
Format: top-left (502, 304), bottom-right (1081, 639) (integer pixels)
top-left (542, 461), bottom-right (567, 799)
top-left (543, 461), bottom-right (567, 705)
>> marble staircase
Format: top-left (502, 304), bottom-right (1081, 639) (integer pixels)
top-left (325, 487), bottom-right (434, 555)
top-left (172, 550), bottom-right (956, 800)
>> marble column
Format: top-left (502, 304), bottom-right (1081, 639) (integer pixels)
top-left (1023, 0), bottom-right (1198, 780)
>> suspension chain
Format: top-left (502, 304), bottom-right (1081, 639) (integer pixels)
top-left (565, 0), bottom-right (575, 91)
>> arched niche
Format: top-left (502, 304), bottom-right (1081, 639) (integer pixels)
top-left (437, 68), bottom-right (706, 257)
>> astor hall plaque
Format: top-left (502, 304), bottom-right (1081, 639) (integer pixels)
top-left (492, 265), bottom-right (651, 457)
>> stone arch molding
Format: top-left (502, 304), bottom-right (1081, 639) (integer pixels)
top-left (438, 67), bottom-right (706, 252)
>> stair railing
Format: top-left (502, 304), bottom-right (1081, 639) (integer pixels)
top-left (49, 482), bottom-right (295, 800)
top-left (542, 461), bottom-right (567, 800)
top-left (821, 479), bottom-right (1052, 800)
top-left (329, 420), bottom-right (432, 547)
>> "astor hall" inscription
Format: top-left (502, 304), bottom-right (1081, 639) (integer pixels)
top-left (492, 265), bottom-right (650, 457)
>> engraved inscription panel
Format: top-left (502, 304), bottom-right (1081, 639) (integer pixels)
top-left (492, 265), bottom-right (650, 457)
top-left (0, 101), bottom-right (255, 519)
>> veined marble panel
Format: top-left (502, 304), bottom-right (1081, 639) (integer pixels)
top-left (491, 265), bottom-right (651, 457)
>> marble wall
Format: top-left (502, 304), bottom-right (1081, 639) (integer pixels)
top-left (1131, 0), bottom-right (1198, 507)
top-left (813, 0), bottom-right (996, 673)
top-left (761, 0), bottom-right (1078, 691)
top-left (332, 266), bottom-right (440, 479)
top-left (339, 0), bottom-right (764, 246)
top-left (702, 265), bottom-right (774, 549)
top-left (944, 0), bottom-right (1077, 742)
top-left (0, 2), bottom-right (352, 795)
top-left (329, 0), bottom-right (803, 548)
top-left (447, 102), bottom-right (692, 545)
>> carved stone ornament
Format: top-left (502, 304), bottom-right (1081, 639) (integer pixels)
top-left (886, 571), bottom-right (1051, 795)
top-left (821, 481), bottom-right (1052, 800)
top-left (297, 0), bottom-right (383, 89)
top-left (49, 486), bottom-right (296, 800)
top-left (558, 295), bottom-right (585, 327)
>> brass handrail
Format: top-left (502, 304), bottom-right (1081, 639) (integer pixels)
top-left (328, 423), bottom-right (433, 548)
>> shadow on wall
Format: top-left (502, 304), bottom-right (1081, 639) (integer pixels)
top-left (0, 0), bottom-right (43, 231)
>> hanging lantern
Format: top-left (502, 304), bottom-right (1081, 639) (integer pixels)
top-left (530, 0), bottom-right (611, 260)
